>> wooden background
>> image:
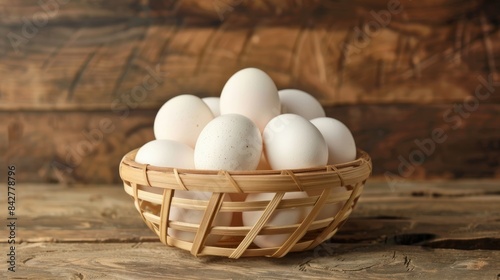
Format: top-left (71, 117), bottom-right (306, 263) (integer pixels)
top-left (1, 0), bottom-right (499, 183)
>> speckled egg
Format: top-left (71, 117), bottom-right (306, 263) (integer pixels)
top-left (194, 114), bottom-right (262, 170)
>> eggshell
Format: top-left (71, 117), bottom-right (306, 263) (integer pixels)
top-left (220, 68), bottom-right (280, 132)
top-left (242, 192), bottom-right (311, 248)
top-left (202, 97), bottom-right (220, 117)
top-left (310, 117), bottom-right (357, 165)
top-left (168, 191), bottom-right (232, 244)
top-left (195, 114), bottom-right (262, 171)
top-left (154, 94), bottom-right (214, 148)
top-left (263, 114), bottom-right (328, 170)
top-left (135, 139), bottom-right (195, 169)
top-left (134, 140), bottom-right (232, 245)
top-left (279, 89), bottom-right (326, 120)
top-left (134, 139), bottom-right (194, 196)
top-left (307, 188), bottom-right (346, 221)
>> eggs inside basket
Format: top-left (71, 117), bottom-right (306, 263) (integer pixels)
top-left (132, 67), bottom-right (359, 249)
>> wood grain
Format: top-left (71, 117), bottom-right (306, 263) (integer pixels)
top-left (2, 181), bottom-right (497, 244)
top-left (0, 181), bottom-right (498, 279)
top-left (8, 243), bottom-right (500, 279)
top-left (1, 0), bottom-right (499, 110)
top-left (1, 110), bottom-right (155, 184)
top-left (0, 0), bottom-right (482, 24)
top-left (1, 104), bottom-right (499, 183)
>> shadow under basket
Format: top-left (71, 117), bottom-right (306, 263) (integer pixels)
top-left (119, 149), bottom-right (372, 258)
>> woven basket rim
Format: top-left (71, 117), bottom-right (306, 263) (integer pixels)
top-left (119, 149), bottom-right (372, 193)
top-left (120, 148), bottom-right (371, 175)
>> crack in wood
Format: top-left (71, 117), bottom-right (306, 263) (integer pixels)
top-left (194, 22), bottom-right (219, 76)
top-left (42, 28), bottom-right (84, 71)
top-left (67, 46), bottom-right (101, 101)
top-left (22, 256), bottom-right (35, 264)
top-left (312, 30), bottom-right (327, 83)
top-left (390, 233), bottom-right (437, 246)
top-left (423, 237), bottom-right (500, 251)
top-left (156, 39), bottom-right (171, 64)
top-left (112, 47), bottom-right (139, 97)
top-left (291, 24), bottom-right (306, 87)
top-left (131, 242), bottom-right (142, 248)
top-left (337, 21), bottom-right (359, 92)
top-left (454, 16), bottom-right (466, 64)
top-left (365, 215), bottom-right (409, 220)
top-left (401, 13), bottom-right (500, 80)
top-left (237, 27), bottom-right (256, 67)
top-left (376, 59), bottom-right (385, 88)
top-left (25, 238), bottom-right (160, 244)
top-left (411, 190), bottom-right (500, 198)
top-left (124, 122), bottom-right (154, 137)
top-left (463, 18), bottom-right (472, 57)
top-left (297, 259), bottom-right (312, 272)
top-left (108, 20), bottom-right (151, 96)
top-left (479, 11), bottom-right (498, 80)
top-left (392, 33), bottom-right (410, 72)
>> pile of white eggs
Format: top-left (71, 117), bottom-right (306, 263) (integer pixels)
top-left (135, 68), bottom-right (357, 248)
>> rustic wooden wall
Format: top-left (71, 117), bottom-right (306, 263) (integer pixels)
top-left (1, 0), bottom-right (499, 183)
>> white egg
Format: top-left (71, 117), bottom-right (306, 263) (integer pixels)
top-left (307, 188), bottom-right (345, 221)
top-left (135, 139), bottom-right (195, 169)
top-left (220, 68), bottom-right (280, 132)
top-left (169, 190), bottom-right (232, 245)
top-left (242, 192), bottom-right (311, 248)
top-left (202, 97), bottom-right (220, 117)
top-left (279, 89), bottom-right (326, 120)
top-left (195, 114), bottom-right (262, 171)
top-left (263, 114), bottom-right (328, 170)
top-left (154, 94), bottom-right (214, 148)
top-left (134, 140), bottom-right (231, 245)
top-left (310, 117), bottom-right (357, 165)
top-left (134, 138), bottom-right (194, 204)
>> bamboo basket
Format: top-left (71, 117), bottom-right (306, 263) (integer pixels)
top-left (119, 149), bottom-right (372, 258)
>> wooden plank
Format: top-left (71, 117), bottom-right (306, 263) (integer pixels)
top-left (1, 103), bottom-right (499, 183)
top-left (0, 181), bottom-right (498, 245)
top-left (1, 1), bottom-right (499, 110)
top-left (330, 104), bottom-right (500, 180)
top-left (1, 180), bottom-right (498, 279)
top-left (0, 0), bottom-right (482, 24)
top-left (7, 184), bottom-right (157, 243)
top-left (1, 110), bottom-right (156, 184)
top-left (6, 243), bottom-right (499, 279)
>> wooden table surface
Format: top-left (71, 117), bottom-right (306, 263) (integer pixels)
top-left (1, 180), bottom-right (499, 279)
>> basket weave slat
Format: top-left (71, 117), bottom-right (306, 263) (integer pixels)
top-left (123, 184), bottom-right (353, 211)
top-left (229, 192), bottom-right (286, 258)
top-left (307, 182), bottom-right (364, 250)
top-left (191, 192), bottom-right (225, 256)
top-left (140, 207), bottom-right (354, 237)
top-left (119, 149), bottom-right (371, 258)
top-left (158, 189), bottom-right (173, 244)
top-left (272, 187), bottom-right (331, 258)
